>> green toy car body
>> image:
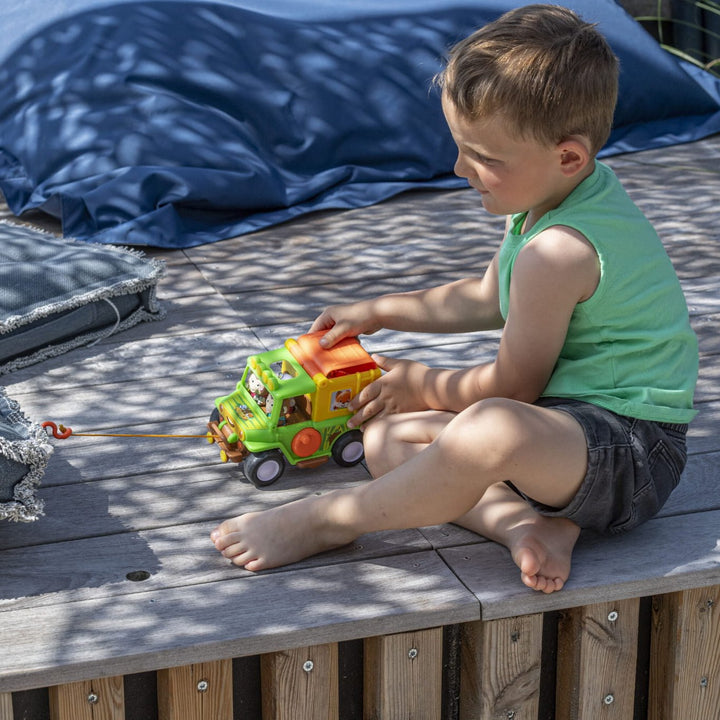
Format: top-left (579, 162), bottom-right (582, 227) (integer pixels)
top-left (207, 332), bottom-right (380, 487)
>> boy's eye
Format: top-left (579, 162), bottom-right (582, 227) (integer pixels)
top-left (470, 150), bottom-right (496, 165)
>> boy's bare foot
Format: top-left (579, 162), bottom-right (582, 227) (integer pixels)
top-left (505, 514), bottom-right (580, 593)
top-left (454, 483), bottom-right (581, 594)
top-left (210, 493), bottom-right (359, 572)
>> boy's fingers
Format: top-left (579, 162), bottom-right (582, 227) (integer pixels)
top-left (319, 328), bottom-right (341, 348)
top-left (349, 378), bottom-right (381, 412)
top-left (308, 311), bottom-right (332, 334)
top-left (348, 383), bottom-right (384, 427)
top-left (348, 398), bottom-right (381, 428)
top-left (372, 354), bottom-right (401, 373)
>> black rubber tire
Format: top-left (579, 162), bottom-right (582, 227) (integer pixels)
top-left (331, 430), bottom-right (365, 467)
top-left (243, 450), bottom-right (286, 487)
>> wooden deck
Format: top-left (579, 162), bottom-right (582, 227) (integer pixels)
top-left (1, 135), bottom-right (719, 719)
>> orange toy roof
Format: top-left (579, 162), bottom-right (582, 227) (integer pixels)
top-left (288, 331), bottom-right (377, 379)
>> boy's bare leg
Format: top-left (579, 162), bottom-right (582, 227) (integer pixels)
top-left (211, 399), bottom-right (587, 588)
top-left (454, 483), bottom-right (580, 593)
top-left (364, 411), bottom-right (582, 592)
top-left (209, 411), bottom-right (454, 572)
top-left (362, 409), bottom-right (455, 476)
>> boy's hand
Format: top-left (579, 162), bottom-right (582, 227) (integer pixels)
top-left (347, 355), bottom-right (430, 427)
top-left (310, 301), bottom-right (381, 349)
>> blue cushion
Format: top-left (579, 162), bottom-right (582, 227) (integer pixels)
top-left (1, 1), bottom-right (720, 248)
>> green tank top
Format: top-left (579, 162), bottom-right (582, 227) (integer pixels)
top-left (498, 161), bottom-right (698, 423)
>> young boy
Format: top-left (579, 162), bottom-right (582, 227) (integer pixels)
top-left (211, 4), bottom-right (698, 593)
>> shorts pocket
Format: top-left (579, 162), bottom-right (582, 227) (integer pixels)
top-left (609, 437), bottom-right (684, 535)
top-left (649, 438), bottom-right (684, 493)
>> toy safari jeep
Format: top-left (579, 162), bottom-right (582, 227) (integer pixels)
top-left (207, 332), bottom-right (380, 487)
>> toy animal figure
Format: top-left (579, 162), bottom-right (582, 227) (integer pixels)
top-left (246, 372), bottom-right (267, 406)
top-left (265, 395), bottom-right (295, 425)
top-left (331, 388), bottom-right (352, 410)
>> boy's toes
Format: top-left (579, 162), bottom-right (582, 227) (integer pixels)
top-left (243, 557), bottom-right (266, 572)
top-left (536, 575), bottom-right (564, 594)
top-left (520, 572), bottom-right (565, 594)
top-left (520, 572), bottom-right (540, 591)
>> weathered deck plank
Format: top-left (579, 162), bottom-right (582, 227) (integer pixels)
top-left (183, 189), bottom-right (502, 293)
top-left (364, 627), bottom-right (444, 720)
top-left (157, 660), bottom-right (233, 720)
top-left (459, 614), bottom-right (543, 719)
top-left (556, 598), bottom-right (640, 719)
top-left (0, 517), bottom-right (434, 612)
top-left (440, 508), bottom-right (720, 620)
top-left (0, 466), bottom-right (242, 548)
top-left (49, 676), bottom-right (125, 720)
top-left (0, 551), bottom-right (480, 693)
top-left (261, 644), bottom-right (339, 720)
top-left (648, 585), bottom-right (720, 718)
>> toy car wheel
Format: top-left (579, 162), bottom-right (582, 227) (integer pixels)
top-left (331, 430), bottom-right (365, 467)
top-left (243, 451), bottom-right (286, 488)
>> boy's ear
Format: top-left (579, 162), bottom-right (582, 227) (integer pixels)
top-left (557, 137), bottom-right (591, 177)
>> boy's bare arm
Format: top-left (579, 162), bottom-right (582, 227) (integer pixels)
top-left (310, 251), bottom-right (504, 348)
top-left (433, 227), bottom-right (599, 407)
top-left (347, 226), bottom-right (600, 423)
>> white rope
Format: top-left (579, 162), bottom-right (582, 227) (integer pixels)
top-left (86, 297), bottom-right (122, 347)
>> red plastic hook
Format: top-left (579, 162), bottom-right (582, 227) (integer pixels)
top-left (42, 421), bottom-right (73, 439)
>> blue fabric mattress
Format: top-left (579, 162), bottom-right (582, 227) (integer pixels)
top-left (1, 0), bottom-right (719, 248)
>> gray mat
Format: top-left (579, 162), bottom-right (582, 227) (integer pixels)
top-left (0, 221), bottom-right (165, 374)
top-left (0, 221), bottom-right (166, 519)
top-left (0, 387), bottom-right (51, 521)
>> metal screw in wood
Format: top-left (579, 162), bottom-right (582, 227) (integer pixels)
top-left (197, 680), bottom-right (209, 692)
top-left (603, 694), bottom-right (614, 705)
top-left (700, 677), bottom-right (709, 688)
top-left (87, 693), bottom-right (99, 704)
top-left (408, 648), bottom-right (418, 660)
top-left (303, 660), bottom-right (314, 672)
top-left (607, 610), bottom-right (618, 622)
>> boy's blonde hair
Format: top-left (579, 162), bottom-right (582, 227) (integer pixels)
top-left (438, 4), bottom-right (619, 156)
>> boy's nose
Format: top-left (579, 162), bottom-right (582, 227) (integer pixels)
top-left (454, 153), bottom-right (471, 180)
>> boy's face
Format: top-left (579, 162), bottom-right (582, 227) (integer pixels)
top-left (442, 95), bottom-right (570, 219)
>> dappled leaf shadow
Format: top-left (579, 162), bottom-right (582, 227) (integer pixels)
top-left (0, 1), bottom-right (480, 247)
top-left (0, 453), bottom-right (162, 604)
top-left (3, 1), bottom-right (720, 247)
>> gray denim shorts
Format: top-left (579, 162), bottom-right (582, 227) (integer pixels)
top-left (511, 397), bottom-right (688, 535)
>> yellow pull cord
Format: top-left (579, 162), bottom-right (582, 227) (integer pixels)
top-left (71, 431), bottom-right (208, 438)
top-left (42, 420), bottom-right (207, 440)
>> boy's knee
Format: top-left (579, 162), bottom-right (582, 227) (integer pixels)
top-left (467, 397), bottom-right (527, 430)
top-left (438, 398), bottom-right (525, 468)
top-left (361, 416), bottom-right (386, 447)
top-left (360, 417), bottom-right (390, 469)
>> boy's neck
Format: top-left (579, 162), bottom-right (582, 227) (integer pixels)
top-left (523, 159), bottom-right (596, 232)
